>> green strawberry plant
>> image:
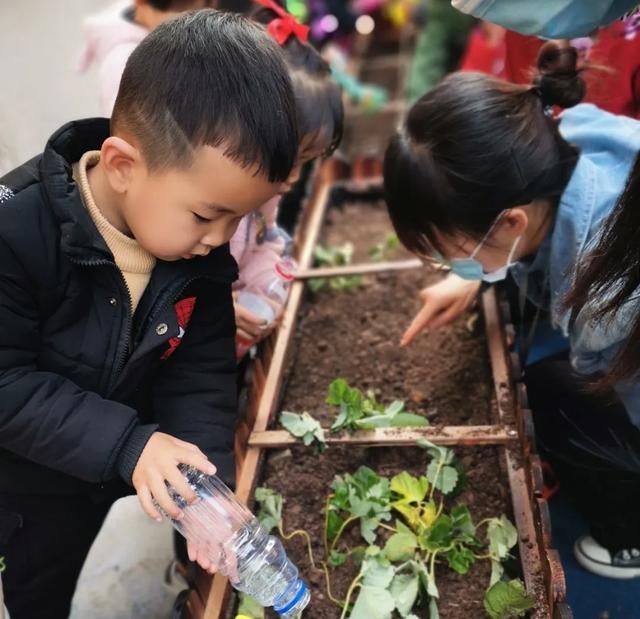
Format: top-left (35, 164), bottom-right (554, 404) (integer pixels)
top-left (250, 441), bottom-right (534, 619)
top-left (369, 233), bottom-right (401, 262)
top-left (327, 379), bottom-right (428, 433)
top-left (279, 379), bottom-right (428, 446)
top-left (309, 243), bottom-right (365, 292)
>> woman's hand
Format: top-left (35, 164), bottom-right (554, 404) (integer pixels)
top-left (401, 274), bottom-right (481, 346)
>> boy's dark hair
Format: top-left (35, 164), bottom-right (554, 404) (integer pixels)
top-left (251, 2), bottom-right (343, 157)
top-left (112, 9), bottom-right (299, 182)
top-left (146, 0), bottom-right (217, 11)
top-left (383, 42), bottom-right (584, 258)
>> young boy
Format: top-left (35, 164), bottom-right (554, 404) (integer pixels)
top-left (0, 10), bottom-right (298, 619)
top-left (79, 0), bottom-right (217, 115)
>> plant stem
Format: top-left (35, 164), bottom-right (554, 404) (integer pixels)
top-left (280, 528), bottom-right (320, 572)
top-left (320, 561), bottom-right (344, 606)
top-left (377, 522), bottom-right (398, 533)
top-left (330, 516), bottom-right (357, 555)
top-left (429, 461), bottom-right (445, 502)
top-left (340, 573), bottom-right (363, 619)
top-left (323, 494), bottom-right (334, 558)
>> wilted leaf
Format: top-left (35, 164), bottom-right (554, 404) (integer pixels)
top-left (390, 572), bottom-right (420, 617)
top-left (349, 586), bottom-right (395, 619)
top-left (279, 411), bottom-right (326, 450)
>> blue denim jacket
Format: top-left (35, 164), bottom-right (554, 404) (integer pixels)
top-left (511, 104), bottom-right (640, 422)
top-left (451, 0), bottom-right (638, 38)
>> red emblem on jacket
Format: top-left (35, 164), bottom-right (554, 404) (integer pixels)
top-left (161, 297), bottom-right (197, 360)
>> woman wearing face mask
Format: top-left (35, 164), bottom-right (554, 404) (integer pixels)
top-left (384, 42), bottom-right (640, 579)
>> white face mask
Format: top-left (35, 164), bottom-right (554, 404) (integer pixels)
top-left (481, 235), bottom-right (522, 283)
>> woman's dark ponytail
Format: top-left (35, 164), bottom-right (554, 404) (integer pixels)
top-left (534, 41), bottom-right (586, 108)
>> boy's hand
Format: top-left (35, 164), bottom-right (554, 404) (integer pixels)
top-left (401, 275), bottom-right (481, 346)
top-left (233, 293), bottom-right (280, 343)
top-left (132, 432), bottom-right (216, 522)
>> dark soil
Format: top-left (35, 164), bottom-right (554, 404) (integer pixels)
top-left (320, 200), bottom-right (411, 263)
top-left (255, 201), bottom-right (511, 618)
top-left (282, 202), bottom-right (494, 427)
top-left (260, 445), bottom-right (511, 619)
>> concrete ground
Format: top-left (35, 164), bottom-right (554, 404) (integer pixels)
top-left (69, 498), bottom-right (183, 619)
top-left (0, 3), bottom-right (182, 617)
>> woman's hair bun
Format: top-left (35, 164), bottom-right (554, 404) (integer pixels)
top-left (535, 41), bottom-right (586, 108)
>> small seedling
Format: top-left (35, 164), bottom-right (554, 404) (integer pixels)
top-left (310, 243), bottom-right (364, 292)
top-left (327, 379), bottom-right (429, 433)
top-left (278, 380), bottom-right (429, 449)
top-left (369, 233), bottom-right (400, 262)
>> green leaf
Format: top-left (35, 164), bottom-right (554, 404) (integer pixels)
top-left (384, 400), bottom-right (405, 416)
top-left (417, 439), bottom-right (454, 464)
top-left (254, 487), bottom-right (282, 534)
top-left (446, 545), bottom-right (476, 575)
top-left (328, 549), bottom-right (348, 567)
top-left (429, 597), bottom-right (440, 619)
top-left (384, 528), bottom-right (418, 561)
top-left (327, 378), bottom-right (350, 405)
top-left (425, 567), bottom-right (439, 599)
top-left (483, 579), bottom-right (535, 619)
top-left (360, 548), bottom-right (395, 588)
top-left (426, 462), bottom-right (459, 495)
top-left (391, 472), bottom-right (429, 504)
top-left (422, 514), bottom-right (453, 552)
top-left (450, 505), bottom-right (476, 537)
top-left (390, 572), bottom-right (420, 617)
top-left (490, 559), bottom-right (505, 586)
top-left (349, 586), bottom-right (395, 619)
top-left (389, 412), bottom-right (429, 427)
top-left (309, 277), bottom-right (327, 292)
top-left (361, 516), bottom-right (381, 544)
top-left (487, 516), bottom-right (518, 561)
top-left (237, 592), bottom-right (264, 618)
top-left (326, 510), bottom-right (344, 543)
top-left (279, 411), bottom-right (326, 450)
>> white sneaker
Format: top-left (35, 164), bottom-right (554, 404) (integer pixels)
top-left (574, 536), bottom-right (640, 579)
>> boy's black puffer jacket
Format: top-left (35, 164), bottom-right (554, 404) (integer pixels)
top-left (0, 119), bottom-right (239, 498)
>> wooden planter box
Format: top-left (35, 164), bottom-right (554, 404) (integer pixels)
top-left (178, 170), bottom-right (572, 619)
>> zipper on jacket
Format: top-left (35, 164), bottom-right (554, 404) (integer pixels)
top-left (68, 256), bottom-right (134, 394)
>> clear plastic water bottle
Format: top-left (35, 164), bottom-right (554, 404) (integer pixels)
top-left (236, 258), bottom-right (296, 358)
top-left (168, 465), bottom-right (310, 617)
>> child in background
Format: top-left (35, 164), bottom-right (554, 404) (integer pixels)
top-left (79, 0), bottom-right (215, 115)
top-left (0, 12), bottom-right (298, 618)
top-left (459, 21), bottom-right (506, 78)
top-left (231, 0), bottom-right (343, 355)
top-left (383, 43), bottom-right (640, 577)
